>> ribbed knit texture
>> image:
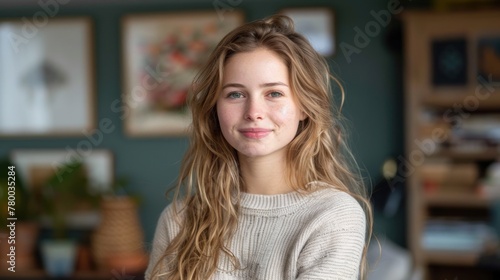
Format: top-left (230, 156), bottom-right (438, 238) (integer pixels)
top-left (146, 183), bottom-right (366, 280)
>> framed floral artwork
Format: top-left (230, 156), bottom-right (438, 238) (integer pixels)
top-left (0, 17), bottom-right (95, 137)
top-left (121, 11), bottom-right (244, 136)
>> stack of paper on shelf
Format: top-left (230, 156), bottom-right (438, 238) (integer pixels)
top-left (450, 114), bottom-right (500, 148)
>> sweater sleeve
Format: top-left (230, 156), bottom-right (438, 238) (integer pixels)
top-left (145, 204), bottom-right (177, 280)
top-left (295, 192), bottom-right (366, 280)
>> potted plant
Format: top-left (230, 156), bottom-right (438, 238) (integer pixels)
top-left (39, 159), bottom-right (101, 277)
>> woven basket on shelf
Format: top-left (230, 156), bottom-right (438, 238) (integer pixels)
top-left (91, 196), bottom-right (148, 271)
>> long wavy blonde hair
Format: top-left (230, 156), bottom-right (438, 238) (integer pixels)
top-left (151, 14), bottom-right (373, 280)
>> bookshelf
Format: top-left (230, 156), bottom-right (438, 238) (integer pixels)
top-left (402, 10), bottom-right (500, 280)
top-left (424, 251), bottom-right (480, 266)
top-left (424, 193), bottom-right (491, 208)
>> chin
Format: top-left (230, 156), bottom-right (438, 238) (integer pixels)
top-left (236, 148), bottom-right (269, 159)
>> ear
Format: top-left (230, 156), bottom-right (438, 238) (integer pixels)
top-left (299, 110), bottom-right (307, 121)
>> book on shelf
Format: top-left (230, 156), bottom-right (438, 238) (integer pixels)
top-left (422, 220), bottom-right (498, 252)
top-left (420, 160), bottom-right (479, 194)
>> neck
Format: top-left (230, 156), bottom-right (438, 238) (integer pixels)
top-left (238, 154), bottom-right (292, 195)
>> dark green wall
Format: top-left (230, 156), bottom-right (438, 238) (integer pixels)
top-left (0, 0), bottom-right (414, 246)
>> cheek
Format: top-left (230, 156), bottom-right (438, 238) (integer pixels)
top-left (216, 104), bottom-right (235, 132)
top-left (274, 103), bottom-right (300, 124)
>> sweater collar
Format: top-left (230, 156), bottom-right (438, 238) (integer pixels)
top-left (239, 190), bottom-right (308, 211)
top-left (238, 183), bottom-right (331, 216)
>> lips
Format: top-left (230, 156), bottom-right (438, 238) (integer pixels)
top-left (239, 128), bottom-right (272, 139)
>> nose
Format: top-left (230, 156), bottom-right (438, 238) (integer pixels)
top-left (244, 96), bottom-right (264, 121)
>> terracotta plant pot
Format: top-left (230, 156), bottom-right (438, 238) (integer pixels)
top-left (16, 222), bottom-right (40, 271)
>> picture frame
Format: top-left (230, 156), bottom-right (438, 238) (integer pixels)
top-left (0, 17), bottom-right (96, 137)
top-left (431, 38), bottom-right (468, 86)
top-left (281, 7), bottom-right (336, 57)
top-left (10, 149), bottom-right (114, 228)
top-left (10, 149), bottom-right (114, 192)
top-left (121, 11), bottom-right (244, 137)
top-left (477, 36), bottom-right (500, 83)
top-left (402, 11), bottom-right (500, 100)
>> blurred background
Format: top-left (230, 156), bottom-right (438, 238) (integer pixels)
top-left (0, 0), bottom-right (500, 279)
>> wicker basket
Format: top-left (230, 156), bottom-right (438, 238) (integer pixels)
top-left (91, 196), bottom-right (147, 270)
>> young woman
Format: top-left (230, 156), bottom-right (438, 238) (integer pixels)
top-left (146, 15), bottom-right (372, 280)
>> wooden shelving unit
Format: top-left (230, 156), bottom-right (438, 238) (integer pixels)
top-left (424, 193), bottom-right (491, 208)
top-left (421, 94), bottom-right (500, 110)
top-left (424, 251), bottom-right (480, 266)
top-left (402, 10), bottom-right (500, 280)
top-left (429, 148), bottom-right (500, 161)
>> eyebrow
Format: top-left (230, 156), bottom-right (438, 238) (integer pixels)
top-left (221, 82), bottom-right (289, 89)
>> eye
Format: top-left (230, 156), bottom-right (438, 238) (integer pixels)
top-left (227, 91), bottom-right (244, 99)
top-left (268, 91), bottom-right (283, 98)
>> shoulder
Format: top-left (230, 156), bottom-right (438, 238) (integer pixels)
top-left (158, 202), bottom-right (177, 220)
top-left (295, 184), bottom-right (367, 278)
top-left (157, 201), bottom-right (184, 231)
top-left (303, 182), bottom-right (366, 231)
top-left (145, 202), bottom-right (183, 280)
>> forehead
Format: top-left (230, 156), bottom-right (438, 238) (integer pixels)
top-left (222, 48), bottom-right (289, 83)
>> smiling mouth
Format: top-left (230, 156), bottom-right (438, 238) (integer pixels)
top-left (239, 128), bottom-right (272, 139)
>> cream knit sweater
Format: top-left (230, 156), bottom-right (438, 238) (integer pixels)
top-left (146, 185), bottom-right (366, 280)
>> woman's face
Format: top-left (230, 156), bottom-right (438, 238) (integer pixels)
top-left (216, 48), bottom-right (305, 161)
